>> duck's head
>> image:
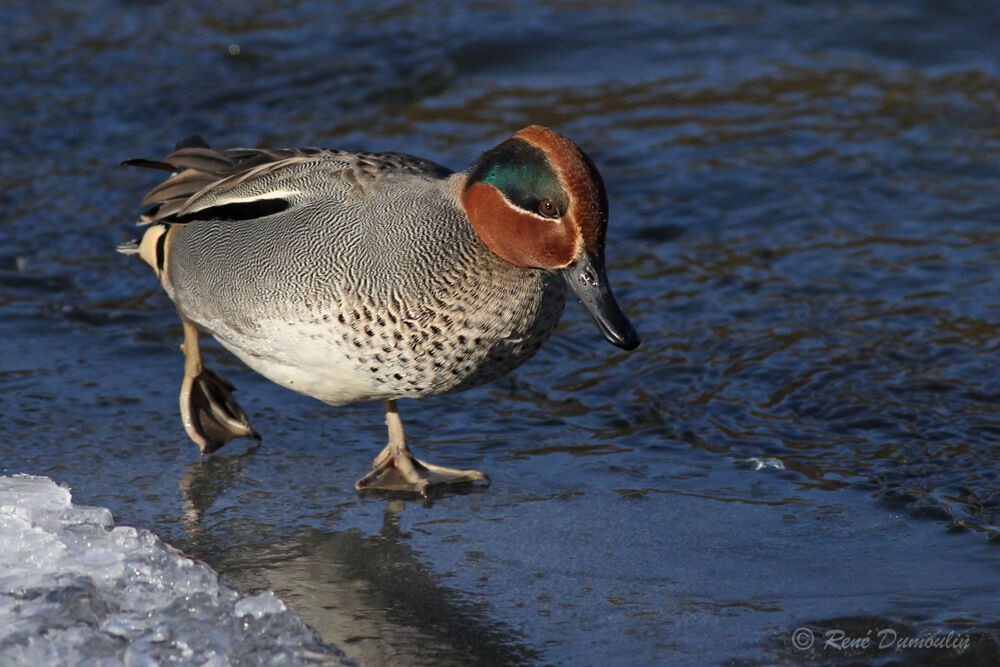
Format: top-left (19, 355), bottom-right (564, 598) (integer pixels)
top-left (462, 125), bottom-right (640, 351)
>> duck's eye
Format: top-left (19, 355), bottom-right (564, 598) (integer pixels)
top-left (538, 199), bottom-right (559, 218)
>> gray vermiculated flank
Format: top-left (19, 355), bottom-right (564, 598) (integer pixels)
top-left (163, 147), bottom-right (566, 405)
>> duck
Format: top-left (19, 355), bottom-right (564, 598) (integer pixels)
top-left (120, 125), bottom-right (640, 496)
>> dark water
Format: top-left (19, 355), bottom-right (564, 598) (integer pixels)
top-left (3, 1), bottom-right (1000, 664)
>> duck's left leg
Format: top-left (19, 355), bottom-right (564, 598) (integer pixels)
top-left (179, 319), bottom-right (259, 456)
top-left (355, 399), bottom-right (489, 496)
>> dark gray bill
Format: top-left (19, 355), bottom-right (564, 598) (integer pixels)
top-left (561, 251), bottom-right (640, 350)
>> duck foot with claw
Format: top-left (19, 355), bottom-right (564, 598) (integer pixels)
top-left (180, 320), bottom-right (259, 456)
top-left (356, 400), bottom-right (489, 496)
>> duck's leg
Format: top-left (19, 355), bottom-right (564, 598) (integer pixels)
top-left (355, 399), bottom-right (489, 496)
top-left (179, 319), bottom-right (259, 456)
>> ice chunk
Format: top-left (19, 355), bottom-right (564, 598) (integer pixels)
top-left (235, 592), bottom-right (288, 619)
top-left (736, 456), bottom-right (787, 471)
top-left (0, 475), bottom-right (354, 666)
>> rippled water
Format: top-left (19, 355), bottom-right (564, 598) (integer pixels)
top-left (3, 1), bottom-right (1000, 664)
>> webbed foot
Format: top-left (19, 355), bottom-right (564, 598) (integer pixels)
top-left (180, 320), bottom-right (258, 456)
top-left (355, 448), bottom-right (489, 496)
top-left (355, 400), bottom-right (489, 497)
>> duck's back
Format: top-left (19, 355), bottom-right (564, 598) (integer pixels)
top-left (163, 149), bottom-right (566, 405)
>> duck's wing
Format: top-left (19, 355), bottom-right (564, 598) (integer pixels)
top-left (123, 137), bottom-right (327, 225)
top-left (123, 136), bottom-right (453, 226)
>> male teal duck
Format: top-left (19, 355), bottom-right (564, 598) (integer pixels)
top-left (121, 126), bottom-right (639, 496)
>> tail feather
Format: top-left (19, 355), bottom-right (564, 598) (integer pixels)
top-left (116, 239), bottom-right (140, 255)
top-left (175, 135), bottom-right (210, 150)
top-left (121, 158), bottom-right (175, 171)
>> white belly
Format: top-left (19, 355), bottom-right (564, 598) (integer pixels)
top-left (209, 318), bottom-right (389, 406)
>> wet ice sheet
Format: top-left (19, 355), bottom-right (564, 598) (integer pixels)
top-left (0, 474), bottom-right (352, 666)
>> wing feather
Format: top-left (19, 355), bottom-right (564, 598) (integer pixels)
top-left (124, 139), bottom-right (452, 226)
top-left (124, 142), bottom-right (323, 224)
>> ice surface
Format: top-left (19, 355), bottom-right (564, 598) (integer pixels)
top-left (0, 475), bottom-right (354, 666)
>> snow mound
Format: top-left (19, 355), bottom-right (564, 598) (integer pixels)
top-left (0, 474), bottom-right (353, 666)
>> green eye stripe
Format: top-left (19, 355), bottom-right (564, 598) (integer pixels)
top-left (468, 139), bottom-right (569, 215)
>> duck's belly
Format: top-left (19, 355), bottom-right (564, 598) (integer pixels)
top-left (210, 319), bottom-right (389, 405)
top-left (195, 281), bottom-right (566, 406)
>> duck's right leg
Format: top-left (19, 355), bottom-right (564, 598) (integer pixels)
top-left (179, 319), bottom-right (259, 456)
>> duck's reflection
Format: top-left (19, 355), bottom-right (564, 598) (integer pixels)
top-left (179, 456), bottom-right (539, 667)
top-left (178, 443), bottom-right (262, 545)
